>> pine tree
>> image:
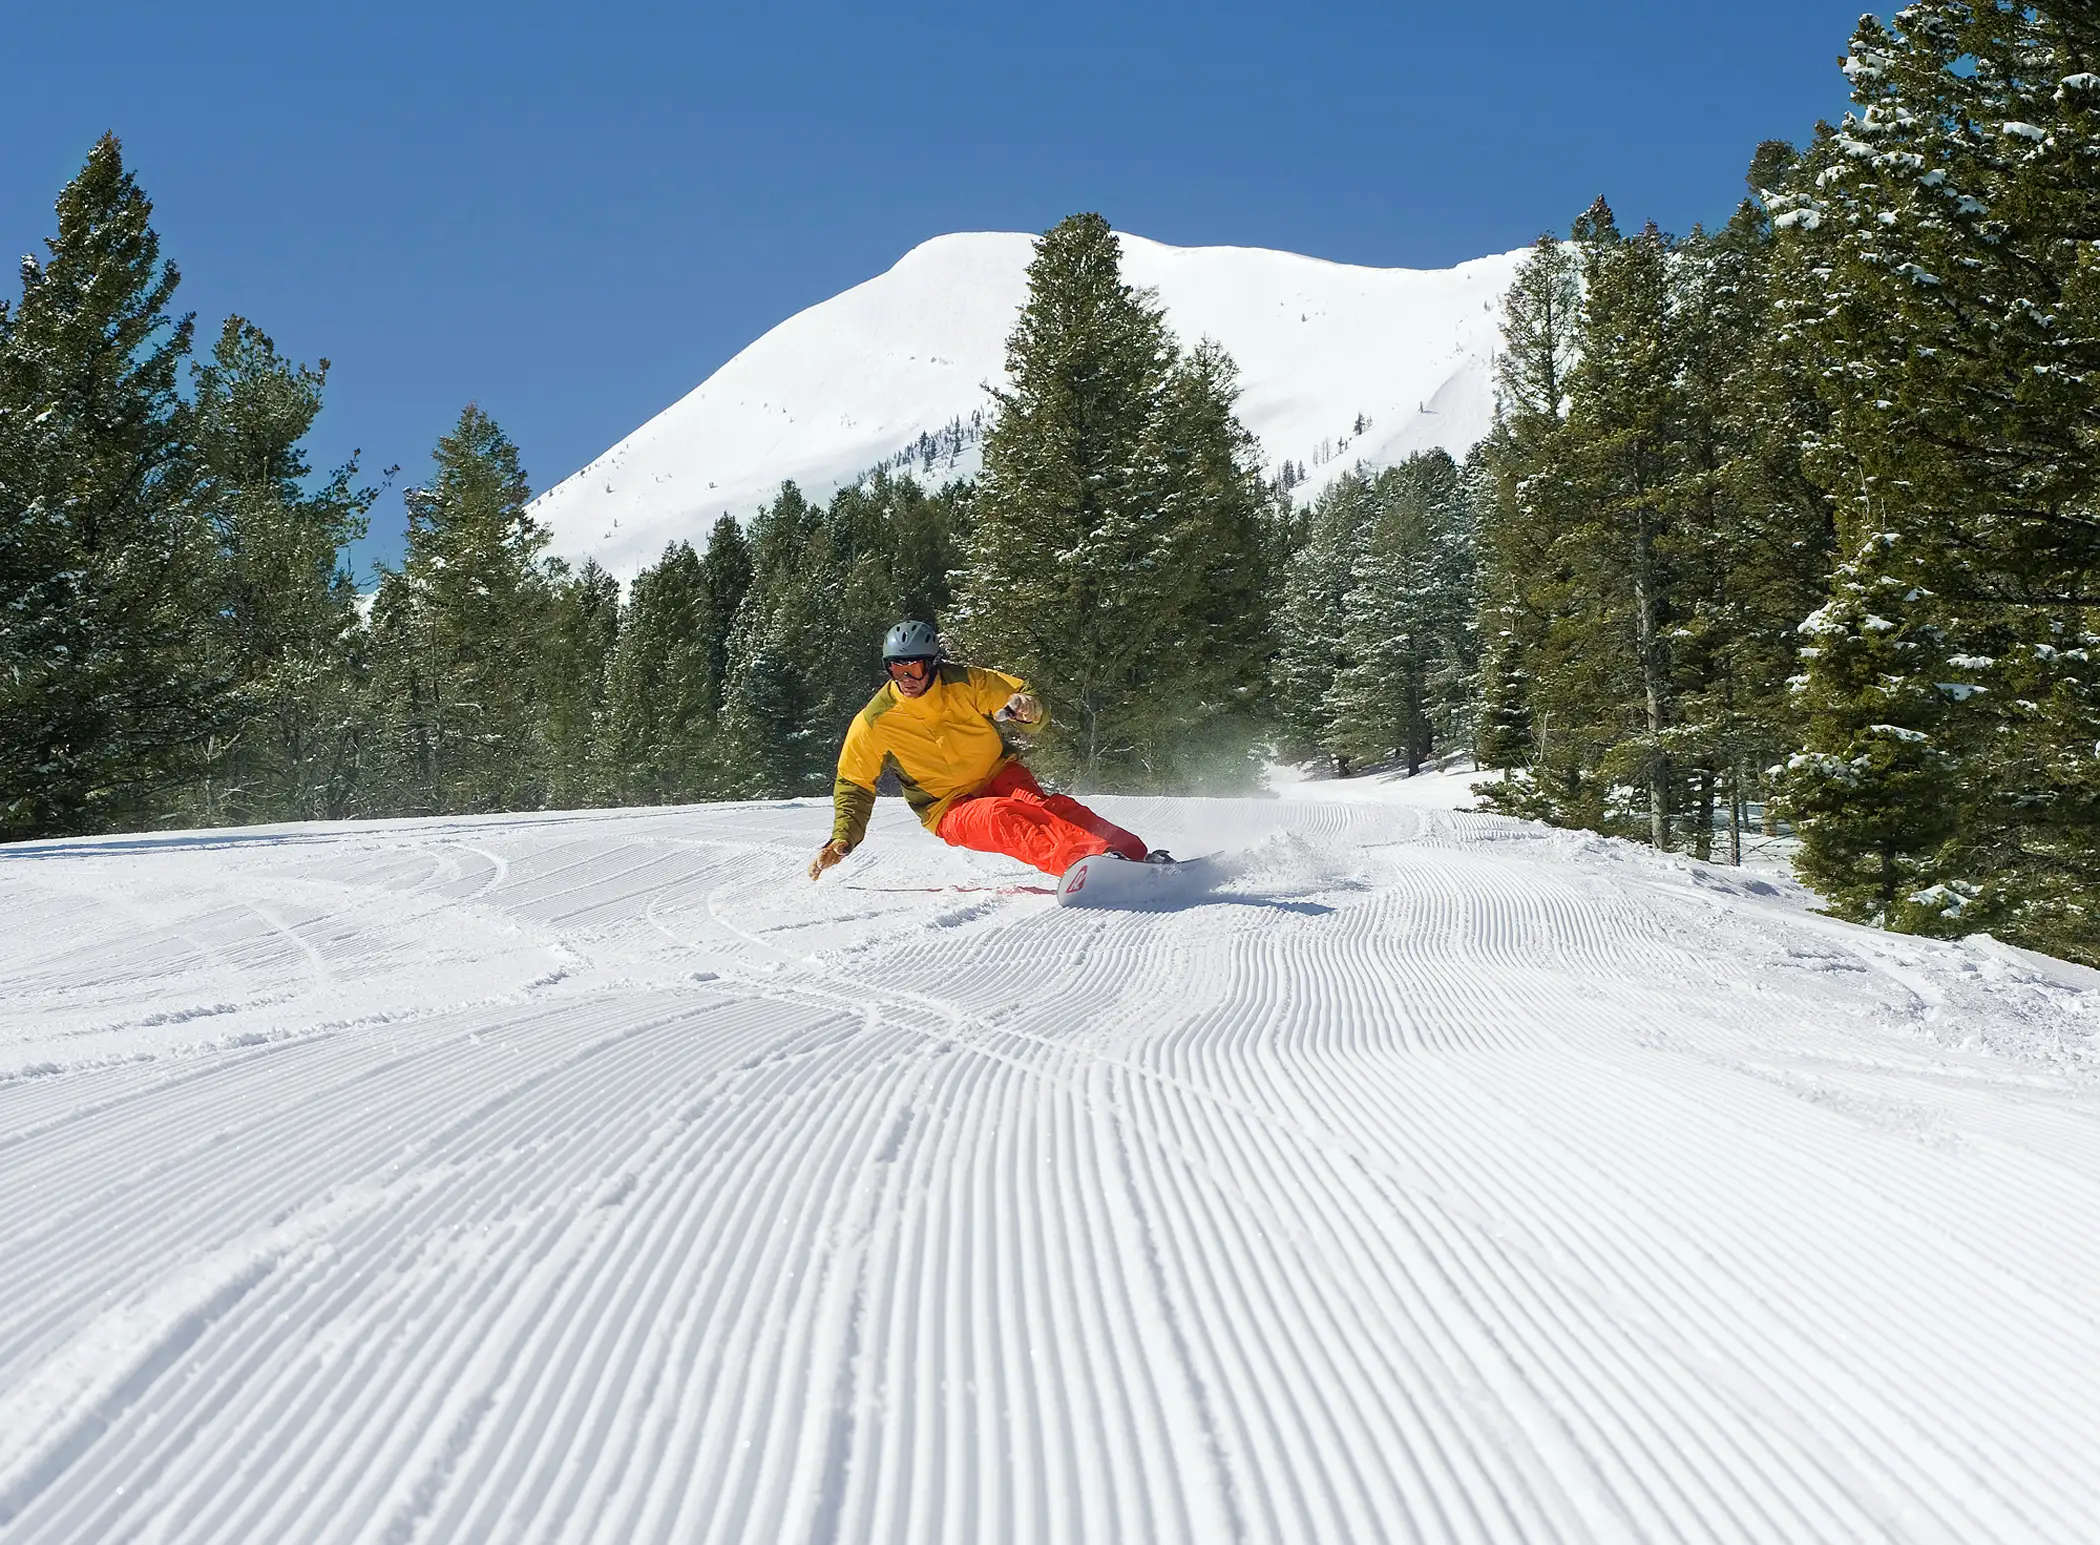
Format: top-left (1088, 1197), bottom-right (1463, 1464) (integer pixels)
top-left (1476, 202), bottom-right (1679, 839)
top-left (951, 214), bottom-right (1176, 786)
top-left (1327, 452), bottom-right (1470, 775)
top-left (1770, 3), bottom-right (2100, 959)
top-left (0, 134), bottom-right (218, 838)
top-left (598, 542), bottom-right (705, 803)
top-left (694, 514), bottom-right (754, 737)
top-left (184, 317), bottom-right (373, 824)
top-left (596, 514), bottom-right (754, 803)
top-left (1566, 211), bottom-right (1681, 847)
top-left (1273, 470), bottom-right (1378, 770)
top-left (1496, 232), bottom-right (1582, 432)
top-left (1474, 628), bottom-right (1534, 785)
top-left (1138, 341), bottom-right (1279, 789)
top-left (716, 483), bottom-right (855, 796)
top-left (1435, 453), bottom-right (1489, 748)
top-left (364, 405), bottom-right (551, 815)
top-left (818, 470), bottom-right (970, 720)
top-left (885, 473), bottom-right (972, 624)
top-left (540, 558), bottom-right (619, 809)
top-left (1782, 566), bottom-right (1965, 921)
top-left (1473, 233), bottom-right (1584, 813)
top-left (954, 213), bottom-right (1273, 789)
top-left (704, 469), bottom-right (977, 799)
top-left (1665, 181), bottom-right (1835, 863)
top-left (1473, 195), bottom-right (1823, 856)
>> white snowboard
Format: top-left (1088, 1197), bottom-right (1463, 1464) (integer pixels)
top-left (1054, 853), bottom-right (1223, 909)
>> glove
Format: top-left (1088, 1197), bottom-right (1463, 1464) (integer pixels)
top-left (1002, 693), bottom-right (1043, 724)
top-left (808, 840), bottom-right (849, 881)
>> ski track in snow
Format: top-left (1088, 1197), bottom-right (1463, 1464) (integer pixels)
top-left (3, 787), bottom-right (2099, 1543)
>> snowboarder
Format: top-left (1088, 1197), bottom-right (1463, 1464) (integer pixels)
top-left (808, 620), bottom-right (1157, 882)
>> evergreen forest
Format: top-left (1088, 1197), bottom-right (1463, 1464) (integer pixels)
top-left (3, 3), bottom-right (2096, 964)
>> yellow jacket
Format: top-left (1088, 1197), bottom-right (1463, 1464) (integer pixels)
top-left (830, 664), bottom-right (1033, 849)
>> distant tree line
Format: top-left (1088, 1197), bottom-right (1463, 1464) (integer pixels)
top-left (0, 150), bottom-right (1272, 837)
top-left (6, 0), bottom-right (2097, 967)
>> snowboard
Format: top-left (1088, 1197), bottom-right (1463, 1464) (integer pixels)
top-left (1055, 852), bottom-right (1222, 909)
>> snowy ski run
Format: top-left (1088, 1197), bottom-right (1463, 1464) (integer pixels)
top-left (3, 774), bottom-right (2098, 1543)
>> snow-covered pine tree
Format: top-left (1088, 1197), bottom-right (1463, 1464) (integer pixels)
top-left (1564, 210), bottom-right (1684, 848)
top-left (597, 543), bottom-right (698, 805)
top-left (1473, 233), bottom-right (1582, 814)
top-left (1272, 470), bottom-right (1380, 771)
top-left (1771, 2), bottom-right (2100, 960)
top-left (363, 405), bottom-right (553, 815)
top-left (1436, 452), bottom-right (1489, 748)
top-left (1497, 232), bottom-right (1582, 431)
top-left (1782, 557), bottom-right (1966, 923)
top-left (1477, 203), bottom-right (1683, 840)
top-left (184, 317), bottom-right (374, 825)
top-left (1477, 195), bottom-right (1814, 858)
top-left (1474, 622), bottom-right (1535, 788)
top-left (1715, 147), bottom-right (1843, 854)
top-left (1326, 451), bottom-right (1469, 775)
top-left (1650, 222), bottom-right (1757, 860)
top-left (0, 134), bottom-right (219, 838)
top-left (1660, 170), bottom-right (1837, 864)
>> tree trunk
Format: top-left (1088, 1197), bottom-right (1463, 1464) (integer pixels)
top-left (1405, 671), bottom-right (1427, 775)
top-left (1729, 757), bottom-right (1744, 867)
top-left (1694, 766), bottom-right (1714, 863)
top-left (1631, 518), bottom-right (1669, 849)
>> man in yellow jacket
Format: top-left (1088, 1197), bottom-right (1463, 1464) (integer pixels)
top-left (808, 620), bottom-right (1154, 881)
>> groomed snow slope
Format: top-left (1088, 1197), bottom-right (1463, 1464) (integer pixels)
top-left (530, 233), bottom-right (1525, 580)
top-left (4, 783), bottom-right (2100, 1542)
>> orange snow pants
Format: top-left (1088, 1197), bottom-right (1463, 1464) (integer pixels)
top-left (935, 763), bottom-right (1147, 877)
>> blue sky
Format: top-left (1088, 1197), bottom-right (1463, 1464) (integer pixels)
top-left (5, 0), bottom-right (1868, 577)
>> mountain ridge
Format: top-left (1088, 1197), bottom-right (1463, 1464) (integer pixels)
top-left (532, 230), bottom-right (1529, 579)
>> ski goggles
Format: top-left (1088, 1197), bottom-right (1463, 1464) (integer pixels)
top-left (886, 657), bottom-right (936, 682)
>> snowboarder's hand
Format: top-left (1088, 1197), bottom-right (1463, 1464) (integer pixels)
top-left (1002, 693), bottom-right (1042, 724)
top-left (808, 841), bottom-right (848, 881)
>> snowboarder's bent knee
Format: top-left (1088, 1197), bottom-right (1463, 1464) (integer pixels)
top-left (808, 621), bottom-right (1149, 881)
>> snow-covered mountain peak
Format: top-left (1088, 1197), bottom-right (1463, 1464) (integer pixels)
top-left (531, 230), bottom-right (1529, 580)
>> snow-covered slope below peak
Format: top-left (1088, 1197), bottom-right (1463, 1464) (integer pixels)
top-left (532, 231), bottom-right (1527, 579)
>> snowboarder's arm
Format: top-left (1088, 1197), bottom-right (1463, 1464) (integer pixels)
top-left (828, 717), bottom-right (883, 855)
top-left (830, 776), bottom-right (876, 853)
top-left (972, 667), bottom-right (1046, 729)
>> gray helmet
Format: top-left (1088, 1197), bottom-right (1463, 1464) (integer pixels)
top-left (882, 620), bottom-right (941, 661)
